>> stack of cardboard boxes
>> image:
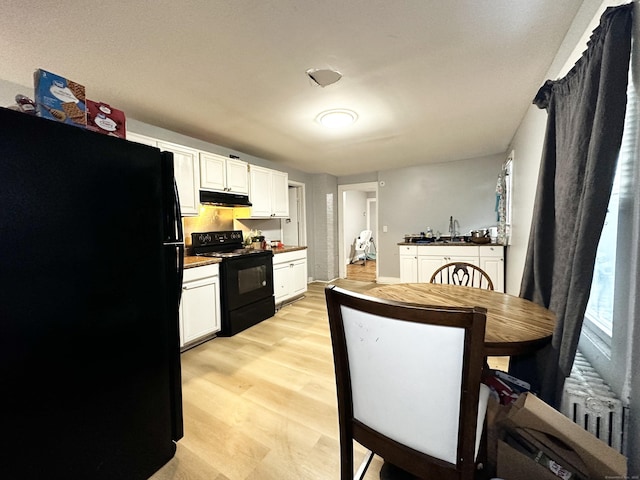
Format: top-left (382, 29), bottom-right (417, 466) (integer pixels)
top-left (493, 393), bottom-right (627, 479)
top-left (32, 69), bottom-right (126, 138)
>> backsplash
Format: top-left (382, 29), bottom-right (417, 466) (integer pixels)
top-left (183, 206), bottom-right (285, 254)
top-left (183, 206), bottom-right (234, 251)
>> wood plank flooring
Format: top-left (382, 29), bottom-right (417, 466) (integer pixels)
top-left (346, 259), bottom-right (376, 282)
top-left (151, 279), bottom-right (382, 480)
top-left (151, 278), bottom-right (508, 479)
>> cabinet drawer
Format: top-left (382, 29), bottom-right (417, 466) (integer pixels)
top-left (273, 249), bottom-right (307, 265)
top-left (399, 245), bottom-right (417, 255)
top-left (479, 245), bottom-right (504, 257)
top-left (183, 263), bottom-right (219, 283)
top-left (417, 245), bottom-right (479, 257)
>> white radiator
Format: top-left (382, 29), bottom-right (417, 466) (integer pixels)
top-left (561, 352), bottom-right (627, 454)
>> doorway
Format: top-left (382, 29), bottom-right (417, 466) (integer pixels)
top-left (283, 181), bottom-right (306, 247)
top-left (338, 182), bottom-right (378, 280)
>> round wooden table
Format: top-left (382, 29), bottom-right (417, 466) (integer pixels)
top-left (367, 283), bottom-right (555, 356)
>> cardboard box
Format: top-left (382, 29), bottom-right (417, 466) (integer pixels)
top-left (497, 393), bottom-right (626, 479)
top-left (85, 100), bottom-right (126, 138)
top-left (34, 69), bottom-right (86, 127)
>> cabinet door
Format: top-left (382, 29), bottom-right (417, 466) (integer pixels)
top-left (181, 276), bottom-right (220, 344)
top-left (273, 262), bottom-right (290, 304)
top-left (199, 152), bottom-right (227, 192)
top-left (417, 256), bottom-right (443, 282)
top-left (480, 256), bottom-right (504, 292)
top-left (400, 255), bottom-right (418, 282)
top-left (249, 165), bottom-right (272, 217)
top-left (127, 132), bottom-right (158, 147)
top-left (446, 255), bottom-right (479, 265)
top-left (290, 259), bottom-right (307, 297)
top-left (270, 170), bottom-right (289, 217)
top-left (157, 141), bottom-right (200, 216)
top-left (226, 158), bottom-right (249, 194)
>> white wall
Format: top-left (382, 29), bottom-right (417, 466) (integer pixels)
top-left (374, 153), bottom-right (504, 280)
top-left (504, 108), bottom-right (547, 295)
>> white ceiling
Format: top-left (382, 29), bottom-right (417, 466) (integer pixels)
top-left (0, 1), bottom-right (586, 176)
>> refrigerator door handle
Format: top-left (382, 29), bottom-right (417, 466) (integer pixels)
top-left (173, 177), bottom-right (184, 243)
top-left (172, 177), bottom-right (184, 301)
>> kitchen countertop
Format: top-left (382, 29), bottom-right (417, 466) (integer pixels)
top-left (272, 245), bottom-right (307, 254)
top-left (397, 241), bottom-right (503, 247)
top-left (184, 245), bottom-right (307, 269)
top-left (183, 256), bottom-right (222, 269)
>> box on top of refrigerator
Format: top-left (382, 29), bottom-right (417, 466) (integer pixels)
top-left (85, 100), bottom-right (126, 138)
top-left (34, 69), bottom-right (86, 127)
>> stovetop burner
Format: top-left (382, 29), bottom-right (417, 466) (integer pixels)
top-left (198, 249), bottom-right (267, 258)
top-left (192, 230), bottom-right (272, 258)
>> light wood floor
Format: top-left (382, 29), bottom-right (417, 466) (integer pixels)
top-left (151, 279), bottom-right (382, 480)
top-left (346, 259), bottom-right (376, 282)
top-left (151, 279), bottom-right (508, 479)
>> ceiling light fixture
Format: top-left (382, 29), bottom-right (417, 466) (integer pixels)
top-left (316, 109), bottom-right (358, 128)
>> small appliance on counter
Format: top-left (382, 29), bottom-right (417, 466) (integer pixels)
top-left (192, 230), bottom-right (275, 336)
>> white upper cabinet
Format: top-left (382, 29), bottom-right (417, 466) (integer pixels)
top-left (199, 152), bottom-right (248, 195)
top-left (246, 165), bottom-right (289, 218)
top-left (156, 141), bottom-right (200, 216)
top-left (126, 133), bottom-right (200, 216)
top-left (126, 132), bottom-right (157, 147)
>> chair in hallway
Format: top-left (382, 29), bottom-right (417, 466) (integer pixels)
top-left (325, 285), bottom-right (490, 480)
top-left (351, 230), bottom-right (373, 265)
top-left (430, 262), bottom-right (494, 290)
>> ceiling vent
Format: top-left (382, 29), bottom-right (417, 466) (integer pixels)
top-left (306, 68), bottom-right (342, 87)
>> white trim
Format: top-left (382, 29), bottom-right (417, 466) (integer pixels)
top-left (338, 182), bottom-right (378, 279)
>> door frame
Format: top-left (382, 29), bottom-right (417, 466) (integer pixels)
top-left (338, 182), bottom-right (378, 279)
top-left (286, 180), bottom-right (307, 247)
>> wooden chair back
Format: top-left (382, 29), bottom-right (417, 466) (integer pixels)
top-left (325, 285), bottom-right (489, 480)
top-left (430, 262), bottom-right (494, 290)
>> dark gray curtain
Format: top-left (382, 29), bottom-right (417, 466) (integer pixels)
top-left (514, 3), bottom-right (633, 408)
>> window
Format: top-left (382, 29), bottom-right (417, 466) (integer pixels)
top-left (584, 166), bottom-right (620, 343)
top-left (582, 70), bottom-right (636, 356)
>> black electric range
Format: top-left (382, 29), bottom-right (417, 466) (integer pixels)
top-left (192, 230), bottom-right (275, 336)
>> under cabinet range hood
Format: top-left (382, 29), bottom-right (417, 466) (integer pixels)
top-left (199, 190), bottom-right (252, 207)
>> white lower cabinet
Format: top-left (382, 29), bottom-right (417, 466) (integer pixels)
top-left (399, 245), bottom-right (418, 282)
top-left (273, 249), bottom-right (307, 306)
top-left (398, 245), bottom-right (505, 291)
top-left (479, 245), bottom-right (505, 293)
top-left (179, 264), bottom-right (221, 349)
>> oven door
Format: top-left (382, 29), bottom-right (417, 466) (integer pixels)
top-left (222, 253), bottom-right (274, 311)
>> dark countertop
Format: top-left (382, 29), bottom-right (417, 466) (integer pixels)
top-left (397, 241), bottom-right (503, 247)
top-left (184, 256), bottom-right (222, 269)
top-left (272, 246), bottom-right (308, 254)
top-left (184, 246), bottom-right (307, 269)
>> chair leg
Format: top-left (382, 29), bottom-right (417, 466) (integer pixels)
top-left (354, 450), bottom-right (374, 480)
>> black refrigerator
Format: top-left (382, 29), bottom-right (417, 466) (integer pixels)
top-left (0, 107), bottom-right (184, 479)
